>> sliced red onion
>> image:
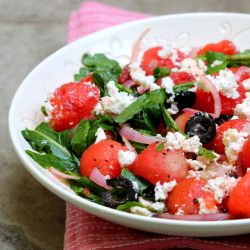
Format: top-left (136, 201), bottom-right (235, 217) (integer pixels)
top-left (120, 125), bottom-right (162, 144)
top-left (130, 28), bottom-right (151, 63)
top-left (49, 167), bottom-right (79, 180)
top-left (242, 122), bottom-right (250, 134)
top-left (89, 167), bottom-right (112, 190)
top-left (123, 80), bottom-right (137, 88)
top-left (198, 75), bottom-right (221, 118)
top-left (187, 47), bottom-right (201, 58)
top-left (235, 66), bottom-right (250, 82)
top-left (121, 136), bottom-right (138, 154)
top-left (137, 85), bottom-right (148, 94)
top-left (159, 213), bottom-right (230, 221)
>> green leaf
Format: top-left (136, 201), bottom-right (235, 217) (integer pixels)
top-left (74, 67), bottom-right (90, 81)
top-left (22, 123), bottom-right (72, 160)
top-left (173, 82), bottom-right (195, 93)
top-left (121, 168), bottom-right (149, 194)
top-left (71, 120), bottom-right (91, 157)
top-left (115, 82), bottom-right (133, 94)
top-left (205, 52), bottom-right (228, 74)
top-left (156, 142), bottom-right (164, 152)
top-left (161, 105), bottom-right (180, 132)
top-left (117, 201), bottom-right (145, 211)
top-left (198, 147), bottom-right (217, 159)
top-left (41, 106), bottom-right (48, 116)
top-left (114, 89), bottom-right (167, 124)
top-left (153, 67), bottom-right (171, 80)
top-left (70, 184), bottom-right (104, 204)
top-left (26, 150), bottom-right (79, 173)
top-left (130, 142), bottom-right (147, 153)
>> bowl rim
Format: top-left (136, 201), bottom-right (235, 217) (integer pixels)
top-left (9, 12), bottom-right (250, 229)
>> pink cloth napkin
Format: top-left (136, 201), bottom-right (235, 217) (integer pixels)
top-left (64, 2), bottom-right (250, 249)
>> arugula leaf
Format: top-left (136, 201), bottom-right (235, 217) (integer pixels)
top-left (22, 123), bottom-right (72, 160)
top-left (70, 184), bottom-right (104, 204)
top-left (153, 67), bottom-right (171, 80)
top-left (205, 52), bottom-right (228, 74)
top-left (26, 150), bottom-right (79, 173)
top-left (71, 120), bottom-right (91, 157)
top-left (74, 67), bottom-right (90, 81)
top-left (130, 142), bottom-right (147, 153)
top-left (117, 201), bottom-right (145, 211)
top-left (161, 105), bottom-right (180, 132)
top-left (173, 82), bottom-right (195, 93)
top-left (121, 168), bottom-right (149, 194)
top-left (114, 89), bottom-right (167, 124)
top-left (156, 142), bottom-right (164, 152)
top-left (198, 147), bottom-right (217, 159)
top-left (41, 106), bottom-right (48, 116)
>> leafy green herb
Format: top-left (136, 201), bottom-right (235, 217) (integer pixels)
top-left (25, 150), bottom-right (79, 173)
top-left (130, 142), bottom-right (147, 153)
top-left (205, 52), bottom-right (228, 74)
top-left (156, 142), bottom-right (164, 152)
top-left (70, 184), bottom-right (104, 204)
top-left (71, 120), bottom-right (91, 157)
top-left (153, 67), bottom-right (171, 80)
top-left (117, 201), bottom-right (145, 211)
top-left (121, 168), bottom-right (149, 194)
top-left (198, 147), bottom-right (217, 159)
top-left (173, 82), bottom-right (195, 93)
top-left (41, 106), bottom-right (48, 116)
top-left (115, 89), bottom-right (167, 123)
top-left (115, 82), bottom-right (133, 94)
top-left (74, 67), bottom-right (90, 81)
top-left (161, 105), bottom-right (180, 132)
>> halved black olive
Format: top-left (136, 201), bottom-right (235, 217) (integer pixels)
top-left (215, 114), bottom-right (233, 126)
top-left (174, 91), bottom-right (196, 111)
top-left (185, 112), bottom-right (216, 144)
top-left (102, 177), bottom-right (138, 208)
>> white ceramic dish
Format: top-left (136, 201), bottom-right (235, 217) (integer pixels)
top-left (9, 13), bottom-right (250, 237)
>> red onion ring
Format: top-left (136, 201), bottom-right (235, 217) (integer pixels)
top-left (123, 80), bottom-right (137, 88)
top-left (120, 125), bottom-right (162, 144)
top-left (159, 213), bottom-right (231, 221)
top-left (187, 47), bottom-right (201, 58)
top-left (130, 28), bottom-right (151, 63)
top-left (89, 167), bottom-right (112, 190)
top-left (235, 66), bottom-right (250, 82)
top-left (198, 75), bottom-right (222, 118)
top-left (137, 85), bottom-right (148, 94)
top-left (49, 167), bottom-right (79, 180)
top-left (121, 136), bottom-right (138, 154)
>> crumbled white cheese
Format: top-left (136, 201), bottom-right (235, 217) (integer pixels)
top-left (180, 58), bottom-right (207, 80)
top-left (138, 197), bottom-right (165, 212)
top-left (161, 76), bottom-right (174, 94)
top-left (210, 60), bottom-right (223, 68)
top-left (129, 62), bottom-right (160, 91)
top-left (92, 102), bottom-right (104, 115)
top-left (94, 127), bottom-right (107, 144)
top-left (157, 43), bottom-right (180, 66)
top-left (203, 176), bottom-right (238, 203)
top-left (223, 128), bottom-right (248, 164)
top-left (242, 78), bottom-right (250, 91)
top-left (175, 208), bottom-right (185, 215)
top-left (198, 198), bottom-right (218, 214)
top-left (101, 81), bottom-right (137, 115)
top-left (117, 150), bottom-right (137, 167)
top-left (154, 180), bottom-right (177, 201)
top-left (234, 93), bottom-right (250, 121)
top-left (187, 159), bottom-right (207, 171)
top-left (207, 69), bottom-right (239, 99)
top-left (167, 102), bottom-right (179, 115)
top-left (164, 132), bottom-right (186, 151)
top-left (130, 206), bottom-right (153, 216)
top-left (182, 135), bottom-right (202, 154)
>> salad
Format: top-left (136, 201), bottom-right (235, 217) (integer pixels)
top-left (22, 33), bottom-right (250, 221)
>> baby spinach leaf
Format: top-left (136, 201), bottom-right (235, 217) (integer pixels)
top-left (130, 142), bottom-right (147, 153)
top-left (74, 67), bottom-right (90, 81)
top-left (22, 123), bottom-right (72, 160)
top-left (121, 168), bottom-right (149, 194)
top-left (117, 201), bottom-right (145, 211)
top-left (173, 82), bottom-right (195, 93)
top-left (26, 150), bottom-right (79, 173)
top-left (205, 52), bottom-right (228, 74)
top-left (114, 89), bottom-right (167, 123)
top-left (156, 142), bottom-right (164, 152)
top-left (198, 147), bottom-right (217, 159)
top-left (71, 120), bottom-right (91, 157)
top-left (153, 67), bottom-right (171, 80)
top-left (161, 105), bottom-right (180, 132)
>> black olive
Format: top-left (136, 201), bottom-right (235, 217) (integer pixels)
top-left (185, 112), bottom-right (216, 144)
top-left (174, 91), bottom-right (196, 111)
top-left (142, 185), bottom-right (155, 200)
top-left (102, 177), bottom-right (138, 208)
top-left (215, 114), bottom-right (233, 126)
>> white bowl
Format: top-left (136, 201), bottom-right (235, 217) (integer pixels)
top-left (9, 13), bottom-right (250, 237)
